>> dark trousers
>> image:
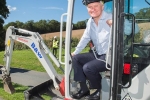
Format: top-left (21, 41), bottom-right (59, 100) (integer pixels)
top-left (72, 52), bottom-right (108, 89)
top-left (53, 48), bottom-right (57, 57)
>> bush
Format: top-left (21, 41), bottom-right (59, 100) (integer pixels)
top-left (13, 38), bottom-right (79, 50)
top-left (71, 38), bottom-right (79, 47)
top-left (14, 42), bottom-right (29, 50)
top-left (0, 29), bottom-right (5, 51)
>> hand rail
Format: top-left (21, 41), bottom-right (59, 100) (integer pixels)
top-left (106, 26), bottom-right (112, 70)
top-left (121, 13), bottom-right (135, 88)
top-left (59, 13), bottom-right (68, 65)
top-left (145, 0), bottom-right (150, 5)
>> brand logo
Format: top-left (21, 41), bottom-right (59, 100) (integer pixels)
top-left (122, 93), bottom-right (132, 100)
top-left (31, 42), bottom-right (42, 58)
top-left (18, 37), bottom-right (28, 42)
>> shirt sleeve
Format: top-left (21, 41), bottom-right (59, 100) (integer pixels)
top-left (107, 13), bottom-right (112, 20)
top-left (73, 26), bottom-right (91, 55)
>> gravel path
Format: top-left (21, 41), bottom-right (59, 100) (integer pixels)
top-left (1, 67), bottom-right (50, 87)
top-left (0, 66), bottom-right (53, 100)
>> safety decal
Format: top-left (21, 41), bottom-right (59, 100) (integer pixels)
top-left (122, 93), bottom-right (132, 100)
top-left (7, 39), bottom-right (11, 46)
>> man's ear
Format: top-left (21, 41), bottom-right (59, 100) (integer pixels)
top-left (102, 5), bottom-right (104, 10)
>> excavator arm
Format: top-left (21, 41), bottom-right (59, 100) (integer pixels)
top-left (1, 26), bottom-right (64, 95)
top-left (1, 0), bottom-right (75, 99)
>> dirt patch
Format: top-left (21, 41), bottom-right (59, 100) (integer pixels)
top-left (41, 23), bottom-right (150, 40)
top-left (41, 29), bottom-right (85, 40)
top-left (138, 22), bottom-right (150, 33)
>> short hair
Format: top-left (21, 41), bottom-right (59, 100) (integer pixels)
top-left (100, 1), bottom-right (104, 5)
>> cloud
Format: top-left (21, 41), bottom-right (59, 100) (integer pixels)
top-left (130, 6), bottom-right (139, 13)
top-left (132, 6), bottom-right (138, 10)
top-left (41, 7), bottom-right (64, 10)
top-left (7, 5), bottom-right (17, 11)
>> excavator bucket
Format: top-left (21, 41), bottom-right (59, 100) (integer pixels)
top-left (1, 67), bottom-right (15, 94)
top-left (3, 76), bottom-right (15, 94)
top-left (24, 78), bottom-right (65, 100)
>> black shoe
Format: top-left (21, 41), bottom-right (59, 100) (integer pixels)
top-left (84, 89), bottom-right (100, 100)
top-left (71, 89), bottom-right (90, 99)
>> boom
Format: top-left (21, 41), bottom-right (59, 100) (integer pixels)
top-left (2, 26), bottom-right (63, 93)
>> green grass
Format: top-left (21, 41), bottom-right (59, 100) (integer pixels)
top-left (0, 49), bottom-right (64, 73)
top-left (0, 80), bottom-right (28, 100)
top-left (0, 47), bottom-right (90, 72)
top-left (0, 79), bottom-right (51, 100)
top-left (0, 49), bottom-right (59, 100)
top-left (0, 49), bottom-right (45, 72)
top-left (0, 47), bottom-right (90, 100)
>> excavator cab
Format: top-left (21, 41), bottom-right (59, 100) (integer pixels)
top-left (110, 0), bottom-right (150, 100)
top-left (1, 0), bottom-right (150, 100)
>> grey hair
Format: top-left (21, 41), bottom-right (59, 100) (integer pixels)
top-left (99, 1), bottom-right (104, 5)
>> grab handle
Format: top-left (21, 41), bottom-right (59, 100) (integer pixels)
top-left (59, 13), bottom-right (68, 65)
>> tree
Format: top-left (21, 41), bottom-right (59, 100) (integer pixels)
top-left (0, 0), bottom-right (9, 29)
top-left (76, 20), bottom-right (86, 29)
top-left (23, 20), bottom-right (34, 30)
top-left (0, 0), bottom-right (9, 51)
top-left (3, 22), bottom-right (17, 30)
top-left (48, 20), bottom-right (60, 32)
top-left (36, 20), bottom-right (48, 33)
top-left (135, 8), bottom-right (150, 23)
top-left (63, 22), bottom-right (66, 31)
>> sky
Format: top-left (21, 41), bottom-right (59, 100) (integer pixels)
top-left (4, 0), bottom-right (150, 25)
top-left (5, 0), bottom-right (89, 24)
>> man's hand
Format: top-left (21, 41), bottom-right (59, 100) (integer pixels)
top-left (71, 53), bottom-right (75, 56)
top-left (106, 19), bottom-right (112, 27)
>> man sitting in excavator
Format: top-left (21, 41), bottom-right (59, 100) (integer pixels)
top-left (71, 0), bottom-right (112, 99)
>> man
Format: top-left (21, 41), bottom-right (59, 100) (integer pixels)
top-left (71, 0), bottom-right (112, 100)
top-left (52, 36), bottom-right (59, 57)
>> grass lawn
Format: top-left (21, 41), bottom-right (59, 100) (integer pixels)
top-left (0, 80), bottom-right (28, 100)
top-left (0, 79), bottom-right (52, 100)
top-left (0, 49), bottom-right (66, 73)
top-left (0, 47), bottom-right (90, 100)
top-left (0, 49), bottom-right (61, 100)
top-left (0, 47), bottom-right (90, 72)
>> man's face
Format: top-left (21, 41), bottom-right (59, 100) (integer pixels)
top-left (87, 2), bottom-right (104, 18)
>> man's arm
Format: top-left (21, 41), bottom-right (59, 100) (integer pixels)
top-left (72, 28), bottom-right (91, 55)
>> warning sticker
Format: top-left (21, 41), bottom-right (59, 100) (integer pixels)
top-left (122, 93), bottom-right (132, 100)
